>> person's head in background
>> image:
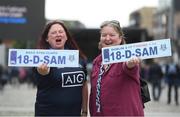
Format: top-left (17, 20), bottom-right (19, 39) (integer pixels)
top-left (37, 20), bottom-right (86, 60)
top-left (98, 20), bottom-right (126, 49)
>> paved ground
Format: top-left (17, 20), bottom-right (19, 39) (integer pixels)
top-left (0, 84), bottom-right (35, 116)
top-left (0, 83), bottom-right (180, 116)
top-left (144, 84), bottom-right (180, 117)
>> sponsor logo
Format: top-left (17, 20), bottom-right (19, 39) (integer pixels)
top-left (62, 71), bottom-right (85, 87)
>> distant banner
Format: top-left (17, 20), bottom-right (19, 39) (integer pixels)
top-left (8, 49), bottom-right (79, 67)
top-left (102, 39), bottom-right (172, 64)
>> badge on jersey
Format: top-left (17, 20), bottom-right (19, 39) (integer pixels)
top-left (62, 71), bottom-right (85, 87)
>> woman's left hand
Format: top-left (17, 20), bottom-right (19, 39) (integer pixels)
top-left (126, 57), bottom-right (141, 69)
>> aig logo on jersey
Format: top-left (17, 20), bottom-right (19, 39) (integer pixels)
top-left (62, 71), bottom-right (85, 87)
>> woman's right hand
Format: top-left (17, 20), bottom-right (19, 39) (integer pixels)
top-left (37, 63), bottom-right (50, 75)
top-left (126, 57), bottom-right (141, 69)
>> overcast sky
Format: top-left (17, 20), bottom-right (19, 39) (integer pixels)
top-left (45, 0), bottom-right (158, 28)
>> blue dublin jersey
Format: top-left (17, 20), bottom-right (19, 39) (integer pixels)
top-left (34, 59), bottom-right (87, 116)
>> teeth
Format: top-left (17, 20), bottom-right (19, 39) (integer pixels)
top-left (105, 42), bottom-right (112, 45)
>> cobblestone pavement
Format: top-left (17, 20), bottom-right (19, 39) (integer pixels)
top-left (0, 83), bottom-right (180, 116)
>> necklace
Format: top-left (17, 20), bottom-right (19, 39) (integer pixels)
top-left (96, 63), bottom-right (111, 112)
top-left (103, 64), bottom-right (111, 72)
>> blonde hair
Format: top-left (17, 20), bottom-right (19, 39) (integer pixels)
top-left (100, 20), bottom-right (126, 44)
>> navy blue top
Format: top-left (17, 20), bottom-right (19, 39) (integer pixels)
top-left (34, 59), bottom-right (87, 116)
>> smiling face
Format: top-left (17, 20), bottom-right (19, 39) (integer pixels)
top-left (46, 24), bottom-right (67, 49)
top-left (100, 25), bottom-right (122, 48)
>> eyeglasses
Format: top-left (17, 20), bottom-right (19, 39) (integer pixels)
top-left (100, 20), bottom-right (121, 29)
top-left (109, 20), bottom-right (121, 28)
top-left (100, 20), bottom-right (125, 38)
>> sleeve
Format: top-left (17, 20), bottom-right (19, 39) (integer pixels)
top-left (122, 62), bottom-right (140, 82)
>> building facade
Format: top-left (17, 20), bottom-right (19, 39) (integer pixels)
top-left (129, 7), bottom-right (157, 37)
top-left (153, 0), bottom-right (180, 63)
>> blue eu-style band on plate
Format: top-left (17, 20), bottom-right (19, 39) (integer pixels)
top-left (8, 49), bottom-right (79, 67)
top-left (102, 39), bottom-right (172, 65)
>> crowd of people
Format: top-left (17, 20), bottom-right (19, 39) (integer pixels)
top-left (141, 59), bottom-right (180, 106)
top-left (0, 65), bottom-right (36, 90)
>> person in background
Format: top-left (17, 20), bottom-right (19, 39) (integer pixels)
top-left (140, 62), bottom-right (149, 81)
top-left (165, 61), bottom-right (179, 106)
top-left (89, 20), bottom-right (144, 116)
top-left (33, 20), bottom-right (88, 116)
top-left (148, 59), bottom-right (163, 101)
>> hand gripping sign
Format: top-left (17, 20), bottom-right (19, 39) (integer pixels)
top-left (8, 49), bottom-right (79, 67)
top-left (102, 39), bottom-right (172, 64)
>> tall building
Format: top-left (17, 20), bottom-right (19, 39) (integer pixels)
top-left (129, 7), bottom-right (157, 37)
top-left (153, 0), bottom-right (180, 39)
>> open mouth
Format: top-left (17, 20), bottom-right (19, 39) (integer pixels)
top-left (105, 41), bottom-right (113, 45)
top-left (56, 38), bottom-right (62, 43)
